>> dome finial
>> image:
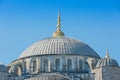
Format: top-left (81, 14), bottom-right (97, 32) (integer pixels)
top-left (105, 49), bottom-right (110, 58)
top-left (52, 11), bottom-right (65, 37)
top-left (57, 10), bottom-right (60, 30)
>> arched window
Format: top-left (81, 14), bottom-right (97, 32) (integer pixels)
top-left (33, 60), bottom-right (37, 72)
top-left (92, 60), bottom-right (97, 69)
top-left (84, 62), bottom-right (89, 72)
top-left (79, 60), bottom-right (83, 71)
top-left (44, 59), bottom-right (48, 72)
top-left (67, 59), bottom-right (72, 70)
top-left (55, 58), bottom-right (60, 70)
top-left (24, 62), bottom-right (27, 73)
top-left (15, 66), bottom-right (18, 76)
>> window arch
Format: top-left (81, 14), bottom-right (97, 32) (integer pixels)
top-left (67, 59), bottom-right (72, 70)
top-left (79, 60), bottom-right (83, 71)
top-left (33, 60), bottom-right (37, 72)
top-left (92, 59), bottom-right (97, 69)
top-left (15, 66), bottom-right (19, 76)
top-left (55, 58), bottom-right (60, 70)
top-left (84, 62), bottom-right (89, 72)
top-left (24, 62), bottom-right (27, 73)
top-left (44, 59), bottom-right (48, 72)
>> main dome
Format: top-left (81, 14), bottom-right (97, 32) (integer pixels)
top-left (19, 37), bottom-right (100, 58)
top-left (19, 12), bottom-right (100, 59)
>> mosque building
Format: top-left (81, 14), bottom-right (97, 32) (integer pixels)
top-left (0, 11), bottom-right (120, 80)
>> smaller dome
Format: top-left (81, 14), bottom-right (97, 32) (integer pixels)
top-left (0, 63), bottom-right (7, 72)
top-left (25, 73), bottom-right (71, 80)
top-left (96, 51), bottom-right (119, 67)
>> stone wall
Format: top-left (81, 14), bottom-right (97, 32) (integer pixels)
top-left (102, 66), bottom-right (120, 80)
top-left (0, 71), bottom-right (8, 80)
top-left (94, 66), bottom-right (120, 80)
top-left (94, 67), bottom-right (102, 80)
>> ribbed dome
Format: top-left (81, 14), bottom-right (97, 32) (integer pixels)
top-left (96, 55), bottom-right (119, 67)
top-left (19, 37), bottom-right (99, 58)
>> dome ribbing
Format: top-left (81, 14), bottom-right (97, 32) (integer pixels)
top-left (19, 37), bottom-right (99, 58)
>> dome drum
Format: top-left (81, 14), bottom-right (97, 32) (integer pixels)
top-left (9, 54), bottom-right (99, 76)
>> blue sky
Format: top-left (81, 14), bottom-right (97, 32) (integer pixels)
top-left (0, 0), bottom-right (120, 65)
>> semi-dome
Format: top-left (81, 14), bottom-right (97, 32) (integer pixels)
top-left (25, 73), bottom-right (71, 80)
top-left (96, 51), bottom-right (119, 67)
top-left (19, 37), bottom-right (99, 58)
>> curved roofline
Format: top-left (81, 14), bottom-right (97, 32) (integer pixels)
top-left (96, 57), bottom-right (119, 67)
top-left (19, 36), bottom-right (100, 58)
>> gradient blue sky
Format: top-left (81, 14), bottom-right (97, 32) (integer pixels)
top-left (0, 0), bottom-right (120, 65)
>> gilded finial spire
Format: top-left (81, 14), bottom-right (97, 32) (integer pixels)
top-left (52, 11), bottom-right (65, 37)
top-left (57, 10), bottom-right (60, 30)
top-left (105, 49), bottom-right (110, 58)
